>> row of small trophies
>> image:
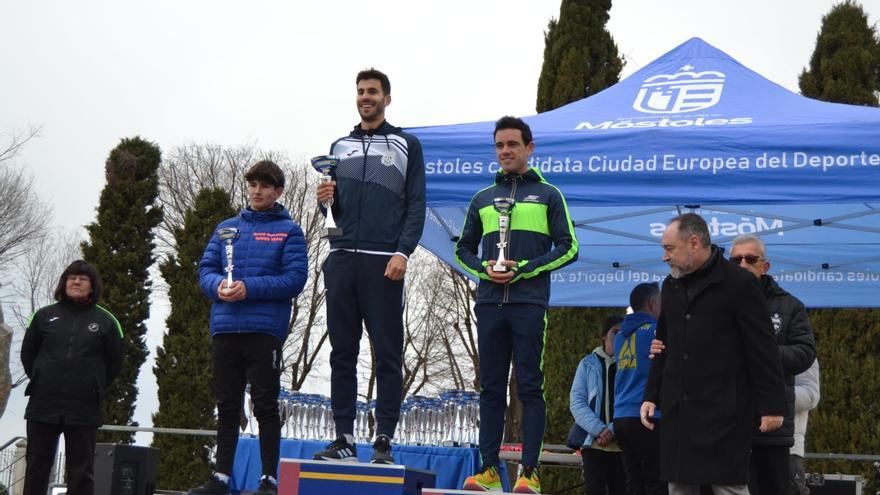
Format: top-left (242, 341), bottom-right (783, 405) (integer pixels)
top-left (245, 389), bottom-right (482, 447)
top-left (397, 391), bottom-right (481, 447)
top-left (217, 156), bottom-right (518, 278)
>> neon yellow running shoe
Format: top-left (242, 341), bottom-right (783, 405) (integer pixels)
top-left (462, 465), bottom-right (502, 491)
top-left (512, 466), bottom-right (542, 494)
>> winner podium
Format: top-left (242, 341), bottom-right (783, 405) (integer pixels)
top-left (278, 459), bottom-right (435, 495)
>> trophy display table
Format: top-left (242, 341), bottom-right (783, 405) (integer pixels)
top-left (277, 459), bottom-right (434, 495)
top-left (232, 438), bottom-right (510, 493)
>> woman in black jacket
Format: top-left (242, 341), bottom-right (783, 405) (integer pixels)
top-left (20, 260), bottom-right (124, 495)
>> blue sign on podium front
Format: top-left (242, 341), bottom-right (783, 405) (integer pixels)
top-left (278, 459), bottom-right (435, 495)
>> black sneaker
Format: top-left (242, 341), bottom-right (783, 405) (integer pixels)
top-left (255, 477), bottom-right (278, 495)
top-left (313, 436), bottom-right (358, 462)
top-left (371, 434), bottom-right (394, 464)
top-left (187, 475), bottom-right (230, 495)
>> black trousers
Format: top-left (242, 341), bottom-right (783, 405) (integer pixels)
top-left (24, 420), bottom-right (97, 495)
top-left (613, 418), bottom-right (667, 495)
top-left (748, 444), bottom-right (790, 495)
top-left (474, 304), bottom-right (547, 468)
top-left (213, 333), bottom-right (282, 477)
top-left (324, 251), bottom-right (404, 437)
top-left (581, 447), bottom-right (626, 495)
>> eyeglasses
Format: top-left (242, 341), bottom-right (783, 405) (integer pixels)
top-left (730, 255), bottom-right (764, 265)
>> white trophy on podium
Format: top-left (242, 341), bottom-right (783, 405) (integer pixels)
top-left (492, 197), bottom-right (516, 272)
top-left (217, 227), bottom-right (240, 293)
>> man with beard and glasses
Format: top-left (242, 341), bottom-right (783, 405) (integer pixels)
top-left (640, 213), bottom-right (785, 495)
top-left (728, 235), bottom-right (816, 495)
top-left (313, 68), bottom-right (426, 465)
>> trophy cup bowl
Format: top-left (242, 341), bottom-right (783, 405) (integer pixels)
top-left (310, 155), bottom-right (344, 238)
top-left (492, 197), bottom-right (516, 272)
top-left (217, 227), bottom-right (240, 242)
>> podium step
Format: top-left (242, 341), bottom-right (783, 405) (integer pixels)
top-left (279, 458), bottom-right (435, 495)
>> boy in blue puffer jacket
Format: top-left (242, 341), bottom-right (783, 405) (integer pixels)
top-left (190, 160), bottom-right (308, 495)
top-left (614, 282), bottom-right (666, 495)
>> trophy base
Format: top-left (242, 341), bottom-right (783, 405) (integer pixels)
top-left (322, 227), bottom-right (344, 238)
top-left (440, 440), bottom-right (477, 448)
top-left (491, 264), bottom-right (508, 272)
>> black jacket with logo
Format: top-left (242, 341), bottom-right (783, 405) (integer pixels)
top-left (21, 301), bottom-right (124, 426)
top-left (752, 275), bottom-right (816, 447)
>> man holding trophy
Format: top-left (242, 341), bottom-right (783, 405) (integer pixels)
top-left (312, 68), bottom-right (426, 464)
top-left (190, 160), bottom-right (309, 495)
top-left (455, 116), bottom-right (578, 494)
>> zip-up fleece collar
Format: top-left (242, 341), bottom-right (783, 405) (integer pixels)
top-left (494, 167), bottom-right (543, 185)
top-left (350, 120), bottom-right (401, 137)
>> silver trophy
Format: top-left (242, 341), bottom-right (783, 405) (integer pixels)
top-left (217, 227), bottom-right (240, 292)
top-left (311, 155), bottom-right (343, 238)
top-left (492, 197), bottom-right (516, 272)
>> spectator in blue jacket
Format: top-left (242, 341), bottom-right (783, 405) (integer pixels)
top-left (614, 283), bottom-right (667, 495)
top-left (189, 160), bottom-right (308, 495)
top-left (571, 315), bottom-right (626, 495)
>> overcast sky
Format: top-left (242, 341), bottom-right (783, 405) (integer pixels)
top-left (1, 0), bottom-right (876, 447)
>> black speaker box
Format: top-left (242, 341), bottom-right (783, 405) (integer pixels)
top-left (806, 473), bottom-right (863, 495)
top-left (93, 443), bottom-right (159, 495)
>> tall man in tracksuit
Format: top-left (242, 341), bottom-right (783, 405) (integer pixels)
top-left (313, 68), bottom-right (426, 464)
top-left (728, 235), bottom-right (816, 495)
top-left (456, 116), bottom-right (578, 494)
top-left (614, 283), bottom-right (667, 495)
top-left (190, 160), bottom-right (309, 495)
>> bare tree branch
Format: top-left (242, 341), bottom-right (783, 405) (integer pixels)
top-left (0, 130), bottom-right (52, 268)
top-left (0, 126), bottom-right (40, 165)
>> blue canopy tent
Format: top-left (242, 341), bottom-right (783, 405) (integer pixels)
top-left (408, 38), bottom-right (880, 308)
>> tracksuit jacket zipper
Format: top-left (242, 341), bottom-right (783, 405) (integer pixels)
top-left (357, 135), bottom-right (374, 252)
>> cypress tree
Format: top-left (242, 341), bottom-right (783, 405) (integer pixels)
top-left (82, 137), bottom-right (163, 443)
top-left (151, 188), bottom-right (235, 489)
top-left (536, 0), bottom-right (624, 113)
top-left (799, 0), bottom-right (880, 106)
top-left (798, 5), bottom-right (880, 490)
top-left (532, 3), bottom-right (623, 490)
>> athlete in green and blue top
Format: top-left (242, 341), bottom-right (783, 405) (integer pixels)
top-left (456, 115), bottom-right (578, 494)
